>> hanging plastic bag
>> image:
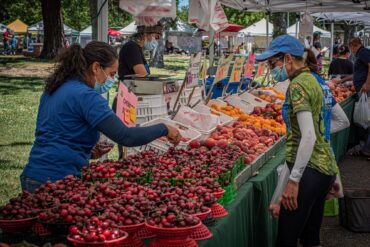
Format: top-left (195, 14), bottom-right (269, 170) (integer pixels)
top-left (299, 12), bottom-right (314, 39)
top-left (326, 173), bottom-right (344, 200)
top-left (269, 163), bottom-right (290, 218)
top-left (353, 93), bottom-right (370, 129)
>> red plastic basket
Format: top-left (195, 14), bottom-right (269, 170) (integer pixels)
top-left (210, 203), bottom-right (228, 218)
top-left (145, 220), bottom-right (201, 239)
top-left (67, 232), bottom-right (128, 247)
top-left (32, 221), bottom-right (51, 236)
top-left (149, 238), bottom-right (198, 247)
top-left (0, 217), bottom-right (38, 233)
top-left (212, 189), bottom-right (225, 200)
top-left (118, 223), bottom-right (145, 247)
top-left (188, 208), bottom-right (212, 240)
top-left (136, 225), bottom-right (156, 239)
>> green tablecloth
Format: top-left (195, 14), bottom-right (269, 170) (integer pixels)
top-left (199, 149), bottom-right (285, 247)
top-left (331, 96), bottom-right (355, 162)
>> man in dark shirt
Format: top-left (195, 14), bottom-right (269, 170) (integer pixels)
top-left (348, 38), bottom-right (370, 159)
top-left (328, 45), bottom-right (353, 77)
top-left (118, 25), bottom-right (162, 80)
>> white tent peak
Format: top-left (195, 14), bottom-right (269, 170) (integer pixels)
top-left (239, 18), bottom-right (273, 36)
top-left (119, 22), bottom-right (137, 35)
top-left (287, 23), bottom-right (331, 38)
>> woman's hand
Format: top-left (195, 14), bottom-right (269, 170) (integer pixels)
top-left (269, 203), bottom-right (281, 219)
top-left (281, 180), bottom-right (299, 211)
top-left (166, 125), bottom-right (182, 146)
top-left (91, 141), bottom-right (114, 159)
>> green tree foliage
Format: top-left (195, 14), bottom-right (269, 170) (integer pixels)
top-left (0, 0), bottom-right (132, 31)
top-left (270, 12), bottom-right (287, 38)
top-left (0, 0), bottom-right (41, 26)
top-left (223, 7), bottom-right (264, 27)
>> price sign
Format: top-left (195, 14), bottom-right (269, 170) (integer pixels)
top-left (255, 61), bottom-right (267, 78)
top-left (228, 57), bottom-right (245, 83)
top-left (116, 82), bottom-right (138, 127)
top-left (244, 53), bottom-right (256, 78)
top-left (187, 52), bottom-right (202, 88)
top-left (214, 54), bottom-right (233, 83)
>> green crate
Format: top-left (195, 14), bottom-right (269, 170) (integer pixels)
top-left (324, 198), bottom-right (339, 216)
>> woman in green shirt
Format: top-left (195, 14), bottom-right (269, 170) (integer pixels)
top-left (256, 35), bottom-right (337, 247)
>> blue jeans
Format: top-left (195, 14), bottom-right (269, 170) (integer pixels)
top-left (20, 175), bottom-right (44, 193)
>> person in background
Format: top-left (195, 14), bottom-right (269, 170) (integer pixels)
top-left (21, 41), bottom-right (182, 193)
top-left (10, 35), bottom-right (17, 55)
top-left (313, 31), bottom-right (326, 73)
top-left (113, 24), bottom-right (162, 159)
top-left (332, 37), bottom-right (341, 58)
top-left (328, 45), bottom-right (353, 78)
top-left (2, 28), bottom-right (10, 55)
top-left (347, 37), bottom-right (370, 160)
top-left (256, 35), bottom-right (337, 247)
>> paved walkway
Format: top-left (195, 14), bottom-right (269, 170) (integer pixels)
top-left (321, 155), bottom-right (370, 247)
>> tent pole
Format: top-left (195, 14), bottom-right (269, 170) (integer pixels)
top-left (295, 19), bottom-right (299, 38)
top-left (330, 22), bottom-right (334, 62)
top-left (266, 15), bottom-right (269, 47)
top-left (209, 29), bottom-right (215, 67)
top-left (287, 12), bottom-right (290, 28)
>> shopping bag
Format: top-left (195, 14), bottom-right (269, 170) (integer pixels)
top-left (353, 93), bottom-right (370, 129)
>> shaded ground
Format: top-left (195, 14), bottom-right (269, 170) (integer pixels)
top-left (321, 155), bottom-right (370, 247)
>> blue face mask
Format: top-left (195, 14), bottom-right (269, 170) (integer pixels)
top-left (94, 68), bottom-right (115, 94)
top-left (144, 39), bottom-right (158, 51)
top-left (271, 63), bottom-right (288, 82)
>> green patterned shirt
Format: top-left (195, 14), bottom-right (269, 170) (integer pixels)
top-left (285, 68), bottom-right (338, 176)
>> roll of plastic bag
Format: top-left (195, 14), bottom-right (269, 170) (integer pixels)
top-left (270, 162), bottom-right (290, 205)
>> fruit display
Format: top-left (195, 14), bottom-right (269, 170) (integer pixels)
top-left (251, 87), bottom-right (285, 103)
top-left (210, 104), bottom-right (245, 118)
top-left (327, 82), bottom-right (355, 103)
top-left (251, 104), bottom-right (284, 124)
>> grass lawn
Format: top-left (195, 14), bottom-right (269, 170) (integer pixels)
top-left (0, 55), bottom-right (189, 205)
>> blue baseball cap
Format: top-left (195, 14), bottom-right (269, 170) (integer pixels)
top-left (256, 35), bottom-right (304, 61)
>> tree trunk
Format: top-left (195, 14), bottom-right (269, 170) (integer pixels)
top-left (341, 23), bottom-right (356, 46)
top-left (271, 12), bottom-right (287, 38)
top-left (152, 32), bottom-right (166, 68)
top-left (39, 0), bottom-right (65, 59)
top-left (89, 0), bottom-right (98, 41)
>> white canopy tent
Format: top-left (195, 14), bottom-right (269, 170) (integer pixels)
top-left (312, 12), bottom-right (370, 25)
top-left (239, 18), bottom-right (273, 37)
top-left (80, 26), bottom-right (92, 48)
top-left (28, 21), bottom-right (79, 36)
top-left (119, 22), bottom-right (137, 36)
top-left (287, 23), bottom-right (331, 38)
top-left (220, 0), bottom-right (369, 13)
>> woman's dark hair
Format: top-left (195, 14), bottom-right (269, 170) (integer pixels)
top-left (338, 45), bottom-right (350, 56)
top-left (271, 49), bottom-right (318, 73)
top-left (45, 41), bottom-right (118, 94)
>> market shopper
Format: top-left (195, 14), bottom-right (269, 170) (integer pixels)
top-left (328, 45), bottom-right (353, 78)
top-left (313, 31), bottom-right (326, 73)
top-left (256, 35), bottom-right (338, 247)
top-left (269, 48), bottom-right (350, 219)
top-left (114, 25), bottom-right (162, 159)
top-left (348, 38), bottom-right (370, 159)
top-left (21, 41), bottom-right (182, 192)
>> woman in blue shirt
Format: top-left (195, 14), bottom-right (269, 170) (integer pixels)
top-left (21, 41), bottom-right (181, 192)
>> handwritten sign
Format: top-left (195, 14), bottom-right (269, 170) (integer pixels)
top-left (187, 52), bottom-right (202, 88)
top-left (244, 53), bottom-right (256, 79)
top-left (214, 54), bottom-right (233, 83)
top-left (255, 61), bottom-right (267, 78)
top-left (117, 82), bottom-right (138, 127)
top-left (228, 57), bottom-right (245, 83)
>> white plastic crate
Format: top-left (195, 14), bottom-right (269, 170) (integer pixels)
top-left (136, 94), bottom-right (169, 124)
top-left (207, 98), bottom-right (227, 108)
top-left (192, 104), bottom-right (234, 126)
top-left (168, 87), bottom-right (204, 110)
top-left (133, 118), bottom-right (202, 153)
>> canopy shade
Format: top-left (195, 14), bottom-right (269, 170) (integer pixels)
top-left (119, 22), bottom-right (137, 35)
top-left (80, 26), bottom-right (92, 36)
top-left (239, 18), bottom-right (273, 36)
top-left (287, 23), bottom-right (331, 38)
top-left (312, 12), bottom-right (370, 25)
top-left (108, 28), bottom-right (122, 36)
top-left (221, 0), bottom-right (369, 12)
top-left (28, 21), bottom-right (79, 36)
top-left (7, 19), bottom-right (28, 33)
top-left (221, 24), bottom-right (243, 33)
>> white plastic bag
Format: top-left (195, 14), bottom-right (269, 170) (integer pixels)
top-left (299, 12), bottom-right (314, 39)
top-left (269, 163), bottom-right (290, 218)
top-left (353, 93), bottom-right (370, 129)
top-left (326, 173), bottom-right (344, 200)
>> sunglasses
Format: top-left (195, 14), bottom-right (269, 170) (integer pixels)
top-left (267, 55), bottom-right (284, 69)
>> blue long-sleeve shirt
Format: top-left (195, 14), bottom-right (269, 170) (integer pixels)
top-left (22, 78), bottom-right (167, 183)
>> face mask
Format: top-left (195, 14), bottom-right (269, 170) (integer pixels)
top-left (144, 39), bottom-right (158, 51)
top-left (271, 62), bottom-right (288, 82)
top-left (94, 68), bottom-right (115, 94)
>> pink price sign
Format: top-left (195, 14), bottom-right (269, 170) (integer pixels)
top-left (116, 82), bottom-right (138, 127)
top-left (244, 53), bottom-right (256, 78)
